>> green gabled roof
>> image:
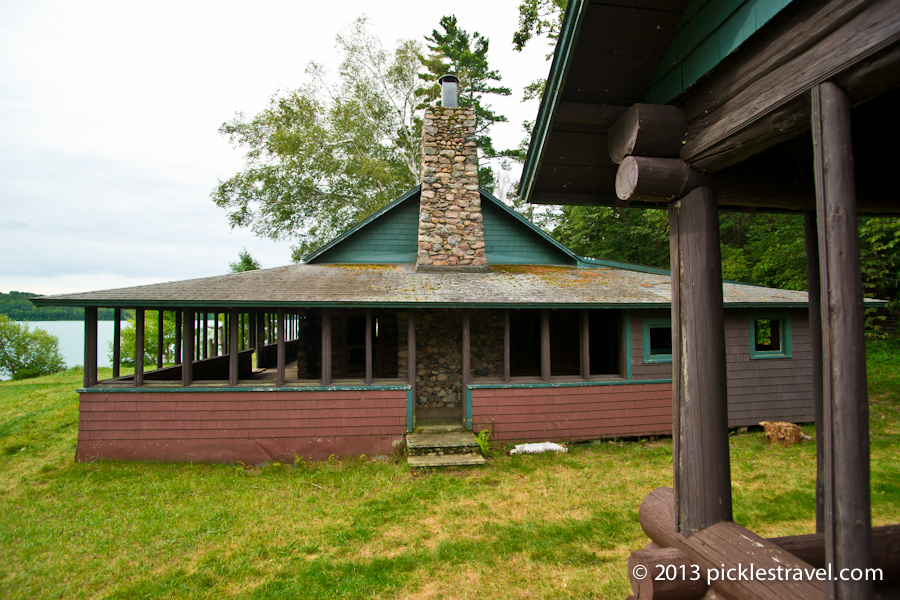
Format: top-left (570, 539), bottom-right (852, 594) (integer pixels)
top-left (305, 186), bottom-right (421, 264)
top-left (305, 186), bottom-right (584, 267)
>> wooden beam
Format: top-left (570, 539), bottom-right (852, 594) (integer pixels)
top-left (212, 313), bottom-right (218, 358)
top-left (503, 309), bottom-right (510, 384)
top-left (669, 186), bottom-right (732, 535)
top-left (407, 309), bottom-right (416, 404)
top-left (134, 309), bottom-right (144, 387)
top-left (229, 308), bottom-right (239, 387)
top-left (627, 545), bottom-right (708, 600)
top-left (812, 81), bottom-right (873, 600)
top-left (608, 104), bottom-right (687, 164)
top-left (540, 309), bottom-right (550, 383)
top-left (83, 307), bottom-right (97, 388)
top-left (681, 0), bottom-right (900, 172)
top-left (196, 312), bottom-right (201, 360)
top-left (616, 156), bottom-right (704, 202)
top-left (112, 308), bottom-right (121, 379)
top-left (640, 487), bottom-right (826, 599)
top-left (462, 309), bottom-right (471, 392)
top-left (805, 210), bottom-right (826, 534)
top-left (174, 310), bottom-right (182, 364)
top-left (182, 309), bottom-right (193, 386)
top-left (580, 309), bottom-right (590, 380)
top-left (156, 311), bottom-right (164, 368)
top-left (365, 308), bottom-right (373, 385)
top-left (202, 312), bottom-right (208, 360)
top-left (277, 308), bottom-right (285, 387)
top-left (321, 308), bottom-right (332, 386)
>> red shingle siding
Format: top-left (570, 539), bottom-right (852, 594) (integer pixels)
top-left (471, 382), bottom-right (673, 442)
top-left (76, 389), bottom-right (407, 463)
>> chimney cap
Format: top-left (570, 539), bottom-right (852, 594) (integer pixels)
top-left (438, 74), bottom-right (458, 84)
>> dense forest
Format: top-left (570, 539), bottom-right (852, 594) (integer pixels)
top-left (0, 292), bottom-right (121, 321)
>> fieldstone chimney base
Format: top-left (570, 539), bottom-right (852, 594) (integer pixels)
top-left (417, 107), bottom-right (486, 271)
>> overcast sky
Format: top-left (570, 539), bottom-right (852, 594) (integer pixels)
top-left (0, 0), bottom-right (550, 295)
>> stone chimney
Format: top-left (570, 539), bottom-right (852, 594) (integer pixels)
top-left (416, 75), bottom-right (486, 271)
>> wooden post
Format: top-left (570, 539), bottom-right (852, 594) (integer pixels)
top-left (239, 313), bottom-right (244, 351)
top-left (229, 308), bottom-right (239, 387)
top-left (195, 312), bottom-right (201, 360)
top-left (805, 210), bottom-right (826, 534)
top-left (134, 309), bottom-right (144, 387)
top-left (462, 309), bottom-right (471, 391)
top-left (321, 308), bottom-right (332, 385)
top-left (212, 313), bottom-right (219, 358)
top-left (156, 311), bottom-right (164, 368)
top-left (540, 309), bottom-right (550, 382)
top-left (365, 308), bottom-right (373, 385)
top-left (276, 308), bottom-right (285, 387)
top-left (174, 310), bottom-right (182, 364)
top-left (83, 307), bottom-right (98, 388)
top-left (812, 81), bottom-right (872, 600)
top-left (182, 309), bottom-right (193, 386)
top-left (257, 311), bottom-right (266, 350)
top-left (202, 312), bottom-right (208, 359)
top-left (503, 309), bottom-right (510, 383)
top-left (408, 309), bottom-right (416, 402)
top-left (669, 186), bottom-right (732, 536)
top-left (580, 308), bottom-right (590, 380)
top-left (112, 308), bottom-right (121, 379)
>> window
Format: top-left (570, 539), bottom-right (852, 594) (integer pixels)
top-left (750, 313), bottom-right (791, 359)
top-left (642, 319), bottom-right (672, 363)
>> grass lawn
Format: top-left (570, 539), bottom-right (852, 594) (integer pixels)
top-left (0, 348), bottom-right (898, 600)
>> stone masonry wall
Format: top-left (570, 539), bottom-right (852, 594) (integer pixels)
top-left (418, 107), bottom-right (485, 268)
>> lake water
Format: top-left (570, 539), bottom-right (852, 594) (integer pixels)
top-left (22, 320), bottom-right (127, 369)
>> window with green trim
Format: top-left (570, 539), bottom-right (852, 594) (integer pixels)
top-left (642, 319), bottom-right (672, 364)
top-left (750, 313), bottom-right (792, 359)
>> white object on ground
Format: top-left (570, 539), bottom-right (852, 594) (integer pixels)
top-left (509, 442), bottom-right (568, 455)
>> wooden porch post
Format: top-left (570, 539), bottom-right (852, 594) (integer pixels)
top-left (805, 210), bottom-right (826, 533)
top-left (229, 308), bottom-right (239, 387)
top-left (669, 186), bottom-right (732, 536)
top-left (812, 81), bottom-right (872, 600)
top-left (157, 310), bottom-right (164, 368)
top-left (462, 309), bottom-right (471, 391)
top-left (365, 308), bottom-right (373, 385)
top-left (212, 313), bottom-right (219, 358)
top-left (540, 309), bottom-right (550, 382)
top-left (503, 309), bottom-right (510, 383)
top-left (134, 309), bottom-right (144, 387)
top-left (181, 309), bottom-right (193, 386)
top-left (174, 310), bottom-right (182, 364)
top-left (257, 311), bottom-right (266, 351)
top-left (83, 307), bottom-right (98, 388)
top-left (408, 309), bottom-right (416, 402)
top-left (112, 308), bottom-right (121, 379)
top-left (276, 308), bottom-right (285, 387)
top-left (321, 308), bottom-right (332, 385)
top-left (580, 308), bottom-right (590, 380)
top-left (202, 312), bottom-right (208, 359)
top-left (195, 312), bottom-right (201, 360)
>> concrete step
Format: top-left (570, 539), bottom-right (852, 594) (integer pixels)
top-left (407, 453), bottom-right (486, 468)
top-left (415, 423), bottom-right (467, 434)
top-left (406, 431), bottom-right (480, 457)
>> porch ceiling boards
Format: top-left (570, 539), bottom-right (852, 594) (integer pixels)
top-left (31, 262), bottom-right (809, 309)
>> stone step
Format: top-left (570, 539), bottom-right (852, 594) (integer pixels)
top-left (406, 431), bottom-right (480, 457)
top-left (407, 453), bottom-right (486, 468)
top-left (415, 423), bottom-right (467, 434)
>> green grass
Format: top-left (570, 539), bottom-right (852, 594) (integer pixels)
top-left (0, 354), bottom-right (898, 599)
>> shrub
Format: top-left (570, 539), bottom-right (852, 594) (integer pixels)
top-left (0, 315), bottom-right (66, 380)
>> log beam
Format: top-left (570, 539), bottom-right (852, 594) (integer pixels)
top-left (628, 545), bottom-right (708, 600)
top-left (134, 309), bottom-right (144, 387)
top-left (112, 308), bottom-right (121, 379)
top-left (276, 308), bottom-right (285, 387)
top-left (83, 307), bottom-right (98, 388)
top-left (181, 309), bottom-right (193, 386)
top-left (812, 81), bottom-right (872, 600)
top-left (669, 187), bottom-right (732, 535)
top-left (640, 487), bottom-right (826, 599)
top-left (608, 104), bottom-right (687, 164)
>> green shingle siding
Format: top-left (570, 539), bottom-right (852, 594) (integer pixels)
top-left (482, 200), bottom-right (573, 265)
top-left (646, 0), bottom-right (792, 104)
top-left (313, 195), bottom-right (419, 264)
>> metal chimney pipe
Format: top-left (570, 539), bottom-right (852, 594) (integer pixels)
top-left (439, 74), bottom-right (459, 108)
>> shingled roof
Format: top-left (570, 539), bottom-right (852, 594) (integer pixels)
top-left (32, 261), bottom-right (809, 309)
